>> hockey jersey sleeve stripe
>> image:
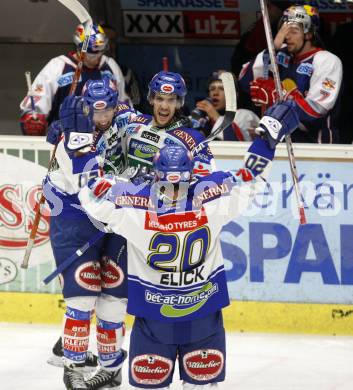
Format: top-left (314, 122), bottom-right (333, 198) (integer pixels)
top-left (294, 96), bottom-right (322, 120)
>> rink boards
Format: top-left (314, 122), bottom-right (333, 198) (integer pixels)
top-left (1, 136), bottom-right (353, 335)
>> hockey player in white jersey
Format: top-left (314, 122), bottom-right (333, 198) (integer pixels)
top-left (20, 23), bottom-right (129, 136)
top-left (43, 79), bottom-right (134, 389)
top-left (79, 100), bottom-right (300, 388)
top-left (239, 4), bottom-right (342, 143)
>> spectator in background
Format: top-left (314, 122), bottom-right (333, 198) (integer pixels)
top-left (191, 70), bottom-right (259, 141)
top-left (19, 23), bottom-right (129, 136)
top-left (99, 22), bottom-right (142, 111)
top-left (238, 4), bottom-right (342, 144)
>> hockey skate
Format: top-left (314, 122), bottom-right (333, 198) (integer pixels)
top-left (85, 368), bottom-right (122, 389)
top-left (47, 337), bottom-right (98, 372)
top-left (63, 363), bottom-right (88, 390)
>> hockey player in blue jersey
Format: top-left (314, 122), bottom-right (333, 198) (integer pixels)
top-left (238, 4), bottom-right (342, 143)
top-left (79, 100), bottom-right (300, 389)
top-left (44, 79), bottom-right (132, 390)
top-left (121, 71), bottom-right (215, 180)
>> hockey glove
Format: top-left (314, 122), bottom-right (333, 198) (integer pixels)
top-left (89, 176), bottom-right (116, 198)
top-left (59, 95), bottom-right (94, 134)
top-left (255, 100), bottom-right (299, 149)
top-left (20, 112), bottom-right (47, 136)
top-left (46, 120), bottom-right (63, 145)
top-left (250, 77), bottom-right (278, 107)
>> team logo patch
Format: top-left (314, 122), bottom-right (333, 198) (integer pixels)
top-left (67, 132), bottom-right (93, 150)
top-left (322, 78), bottom-right (336, 91)
top-left (277, 52), bottom-right (290, 68)
top-left (131, 354), bottom-right (173, 385)
top-left (101, 257), bottom-right (124, 289)
top-left (183, 349), bottom-right (224, 381)
top-left (93, 100), bottom-right (107, 110)
top-left (160, 83), bottom-right (174, 93)
top-left (296, 62), bottom-right (313, 76)
top-left (166, 172), bottom-right (181, 183)
top-left (75, 261), bottom-right (101, 292)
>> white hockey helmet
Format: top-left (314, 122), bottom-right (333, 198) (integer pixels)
top-left (280, 5), bottom-right (319, 34)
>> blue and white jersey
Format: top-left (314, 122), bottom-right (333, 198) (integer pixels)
top-left (79, 138), bottom-right (274, 323)
top-left (44, 102), bottom-right (135, 218)
top-left (122, 113), bottom-right (216, 178)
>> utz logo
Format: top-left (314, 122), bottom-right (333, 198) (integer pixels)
top-left (297, 62), bottom-right (313, 76)
top-left (93, 100), bottom-right (107, 110)
top-left (131, 354), bottom-right (172, 385)
top-left (183, 349), bottom-right (224, 381)
top-left (101, 257), bottom-right (124, 289)
top-left (75, 261), bottom-right (101, 292)
top-left (160, 83), bottom-right (174, 94)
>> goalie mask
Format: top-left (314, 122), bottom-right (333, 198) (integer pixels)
top-left (73, 23), bottom-right (109, 53)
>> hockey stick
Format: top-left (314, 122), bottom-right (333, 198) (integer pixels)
top-left (162, 56), bottom-right (169, 71)
top-left (21, 0), bottom-right (93, 269)
top-left (259, 0), bottom-right (307, 225)
top-left (25, 71), bottom-right (37, 120)
top-left (193, 72), bottom-right (237, 155)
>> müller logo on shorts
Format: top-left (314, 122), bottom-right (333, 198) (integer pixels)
top-left (75, 261), bottom-right (101, 292)
top-left (183, 349), bottom-right (224, 381)
top-left (160, 83), bottom-right (174, 94)
top-left (131, 354), bottom-right (172, 385)
top-left (101, 257), bottom-right (124, 289)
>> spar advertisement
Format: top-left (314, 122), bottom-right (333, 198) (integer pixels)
top-left (1, 145), bottom-right (353, 305)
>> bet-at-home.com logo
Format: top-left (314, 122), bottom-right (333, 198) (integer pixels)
top-left (145, 282), bottom-right (218, 318)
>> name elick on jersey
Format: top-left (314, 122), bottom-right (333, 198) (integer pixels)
top-left (141, 131), bottom-right (160, 143)
top-left (160, 266), bottom-right (206, 287)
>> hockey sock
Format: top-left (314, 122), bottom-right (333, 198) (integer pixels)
top-left (96, 317), bottom-right (126, 371)
top-left (63, 306), bottom-right (91, 366)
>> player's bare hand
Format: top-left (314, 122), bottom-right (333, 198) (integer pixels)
top-left (196, 99), bottom-right (220, 122)
top-left (274, 23), bottom-right (291, 50)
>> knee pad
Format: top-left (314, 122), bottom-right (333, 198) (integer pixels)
top-left (65, 296), bottom-right (97, 313)
top-left (96, 317), bottom-right (127, 370)
top-left (95, 293), bottom-right (127, 323)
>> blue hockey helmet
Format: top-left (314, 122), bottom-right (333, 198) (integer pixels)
top-left (82, 77), bottom-right (118, 111)
top-left (148, 71), bottom-right (187, 107)
top-left (73, 23), bottom-right (109, 53)
top-left (153, 145), bottom-right (194, 184)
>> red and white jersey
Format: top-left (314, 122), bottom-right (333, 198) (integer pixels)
top-left (20, 52), bottom-right (129, 125)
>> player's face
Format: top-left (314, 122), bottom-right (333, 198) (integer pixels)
top-left (83, 52), bottom-right (103, 68)
top-left (208, 81), bottom-right (225, 111)
top-left (152, 93), bottom-right (178, 127)
top-left (93, 107), bottom-right (115, 131)
top-left (284, 23), bottom-right (305, 54)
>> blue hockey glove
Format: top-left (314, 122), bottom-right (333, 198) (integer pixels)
top-left (59, 95), bottom-right (94, 134)
top-left (46, 120), bottom-right (63, 145)
top-left (255, 100), bottom-right (299, 149)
